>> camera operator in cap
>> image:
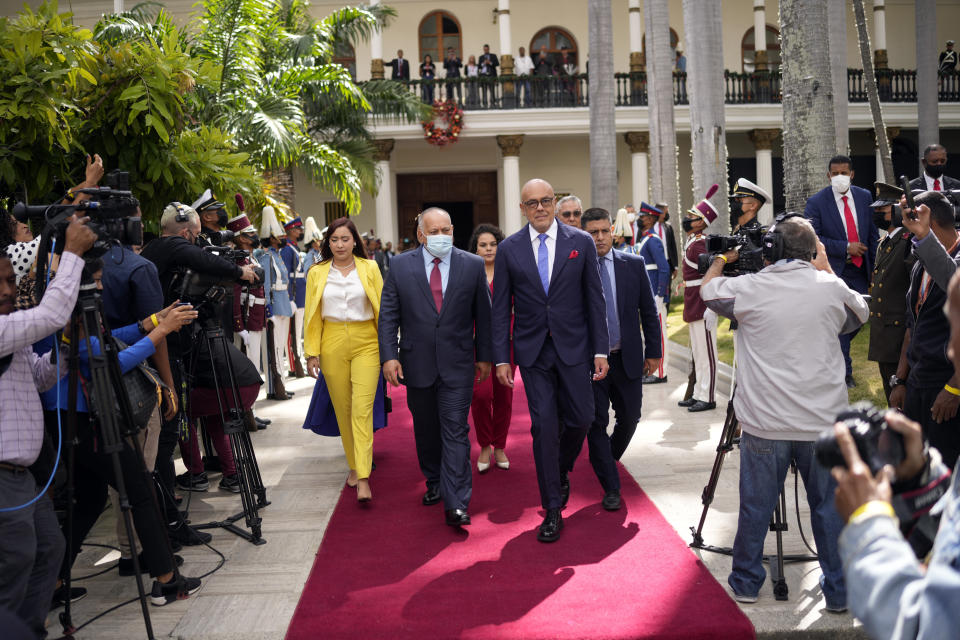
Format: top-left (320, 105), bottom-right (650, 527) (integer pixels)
top-left (679, 186), bottom-right (721, 412)
top-left (280, 216), bottom-right (306, 378)
top-left (0, 217), bottom-right (95, 637)
top-left (140, 202), bottom-right (258, 544)
top-left (828, 272), bottom-right (960, 639)
top-left (632, 202), bottom-right (670, 384)
top-left (866, 182), bottom-right (916, 400)
top-left (889, 191), bottom-right (960, 469)
top-left (909, 144), bottom-right (960, 193)
top-left (257, 206), bottom-right (294, 400)
top-left (730, 178), bottom-right (769, 233)
top-left (700, 214), bottom-right (868, 611)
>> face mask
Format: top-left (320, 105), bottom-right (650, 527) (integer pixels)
top-left (831, 174), bottom-right (851, 193)
top-left (217, 211), bottom-right (228, 227)
top-left (872, 211), bottom-right (889, 230)
top-left (925, 164), bottom-right (946, 179)
top-left (425, 234), bottom-right (453, 258)
top-left (681, 218), bottom-right (695, 232)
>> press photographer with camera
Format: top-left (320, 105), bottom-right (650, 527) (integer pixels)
top-left (699, 214), bottom-right (869, 611)
top-left (888, 191), bottom-right (960, 469)
top-left (0, 216), bottom-right (95, 638)
top-left (827, 272), bottom-right (960, 640)
top-left (140, 203), bottom-right (258, 543)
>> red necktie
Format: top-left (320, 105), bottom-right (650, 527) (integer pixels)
top-left (842, 195), bottom-right (863, 268)
top-left (934, 179), bottom-right (942, 191)
top-left (430, 257), bottom-right (443, 312)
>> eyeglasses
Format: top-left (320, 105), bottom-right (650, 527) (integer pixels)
top-left (523, 197), bottom-right (556, 209)
top-left (559, 209), bottom-right (582, 219)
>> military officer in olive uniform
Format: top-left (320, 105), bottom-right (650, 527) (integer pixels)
top-left (867, 182), bottom-right (916, 400)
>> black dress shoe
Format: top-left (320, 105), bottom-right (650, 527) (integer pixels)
top-left (537, 508), bottom-right (563, 542)
top-left (422, 487), bottom-right (441, 506)
top-left (677, 398), bottom-right (697, 407)
top-left (845, 375), bottom-right (856, 389)
top-left (285, 391), bottom-right (295, 398)
top-left (688, 400), bottom-right (717, 412)
top-left (602, 490), bottom-right (622, 511)
top-left (255, 417), bottom-right (271, 426)
top-left (642, 375), bottom-right (667, 384)
top-left (445, 508), bottom-right (471, 527)
top-left (560, 473), bottom-right (570, 507)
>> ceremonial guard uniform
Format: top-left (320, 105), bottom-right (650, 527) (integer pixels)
top-left (280, 217), bottom-right (306, 377)
top-left (633, 202), bottom-right (671, 382)
top-left (866, 182), bottom-right (915, 399)
top-left (227, 214), bottom-right (267, 374)
top-left (259, 206), bottom-right (293, 399)
top-left (680, 186), bottom-right (720, 412)
top-left (303, 218), bottom-right (324, 268)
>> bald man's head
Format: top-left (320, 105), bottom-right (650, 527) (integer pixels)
top-left (520, 179), bottom-right (556, 233)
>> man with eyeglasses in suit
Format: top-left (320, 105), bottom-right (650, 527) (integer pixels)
top-left (556, 195), bottom-right (583, 227)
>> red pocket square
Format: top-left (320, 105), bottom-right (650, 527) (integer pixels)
top-left (568, 249), bottom-right (579, 259)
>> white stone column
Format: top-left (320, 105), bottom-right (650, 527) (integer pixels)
top-left (873, 0), bottom-right (887, 51)
top-left (753, 0), bottom-right (767, 71)
top-left (749, 128), bottom-right (779, 225)
top-left (497, 135), bottom-right (524, 235)
top-left (114, 0), bottom-right (124, 13)
top-left (369, 0), bottom-right (384, 79)
top-left (373, 140), bottom-right (395, 245)
top-left (498, 0), bottom-right (511, 58)
top-left (624, 132), bottom-right (650, 207)
top-left (628, 0), bottom-right (642, 53)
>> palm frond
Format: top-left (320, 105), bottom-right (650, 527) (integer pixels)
top-left (296, 137), bottom-right (363, 215)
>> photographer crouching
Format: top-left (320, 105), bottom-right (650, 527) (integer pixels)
top-left (826, 271), bottom-right (960, 639)
top-left (140, 204), bottom-right (260, 539)
top-left (699, 214), bottom-right (869, 610)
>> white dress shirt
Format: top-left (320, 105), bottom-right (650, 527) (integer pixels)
top-left (834, 189), bottom-right (860, 239)
top-left (923, 172), bottom-right (942, 191)
top-left (321, 267), bottom-right (373, 322)
top-left (529, 218), bottom-right (558, 285)
top-left (514, 55), bottom-right (534, 76)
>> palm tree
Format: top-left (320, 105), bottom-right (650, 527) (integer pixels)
top-left (828, 0), bottom-right (849, 155)
top-left (779, 0), bottom-right (835, 212)
top-left (644, 0), bottom-right (679, 221)
top-left (682, 0), bottom-right (728, 230)
top-left (588, 0), bottom-right (617, 214)
top-left (852, 0), bottom-right (893, 182)
top-left (915, 0), bottom-right (939, 157)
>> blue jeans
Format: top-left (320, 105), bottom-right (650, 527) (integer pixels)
top-left (729, 432), bottom-right (847, 608)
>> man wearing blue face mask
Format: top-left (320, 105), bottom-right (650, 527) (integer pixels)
top-left (378, 208), bottom-right (493, 528)
top-left (805, 155), bottom-right (878, 388)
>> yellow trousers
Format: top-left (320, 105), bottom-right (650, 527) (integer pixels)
top-left (319, 320), bottom-right (380, 479)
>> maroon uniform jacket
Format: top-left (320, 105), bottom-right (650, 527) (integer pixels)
top-left (682, 234), bottom-right (707, 323)
top-left (234, 253), bottom-right (266, 333)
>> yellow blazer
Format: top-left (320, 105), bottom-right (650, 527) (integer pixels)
top-left (304, 256), bottom-right (383, 358)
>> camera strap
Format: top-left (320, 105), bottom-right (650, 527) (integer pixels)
top-left (891, 467), bottom-right (952, 560)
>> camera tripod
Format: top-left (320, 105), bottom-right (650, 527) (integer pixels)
top-left (186, 302), bottom-right (269, 545)
top-left (59, 270), bottom-right (164, 639)
top-left (688, 385), bottom-right (817, 601)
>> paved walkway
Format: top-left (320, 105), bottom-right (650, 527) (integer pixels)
top-left (51, 354), bottom-right (866, 639)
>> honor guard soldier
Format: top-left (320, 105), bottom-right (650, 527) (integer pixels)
top-left (192, 188), bottom-right (229, 238)
top-left (634, 202), bottom-right (671, 383)
top-left (303, 217), bottom-right (324, 268)
top-left (679, 185), bottom-right (720, 412)
top-left (280, 216), bottom-right (306, 377)
top-left (730, 178), bottom-right (770, 232)
top-left (866, 182), bottom-right (915, 399)
top-left (258, 206), bottom-right (294, 399)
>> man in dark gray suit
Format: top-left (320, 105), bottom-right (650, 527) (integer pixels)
top-left (379, 208), bottom-right (493, 527)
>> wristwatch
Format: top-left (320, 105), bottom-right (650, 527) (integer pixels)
top-left (889, 374), bottom-right (906, 389)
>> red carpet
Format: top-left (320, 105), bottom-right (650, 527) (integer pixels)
top-left (286, 378), bottom-right (755, 640)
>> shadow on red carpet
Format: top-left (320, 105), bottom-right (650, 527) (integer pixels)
top-left (286, 377), bottom-right (755, 640)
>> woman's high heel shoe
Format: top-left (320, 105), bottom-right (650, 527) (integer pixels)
top-left (494, 449), bottom-right (510, 470)
top-left (477, 446), bottom-right (492, 474)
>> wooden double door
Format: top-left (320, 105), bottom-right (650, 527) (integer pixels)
top-left (396, 172), bottom-right (499, 250)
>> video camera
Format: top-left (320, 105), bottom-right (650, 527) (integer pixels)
top-left (173, 244), bottom-right (263, 308)
top-left (697, 225), bottom-right (768, 276)
top-left (815, 402), bottom-right (905, 475)
top-left (12, 170), bottom-right (142, 259)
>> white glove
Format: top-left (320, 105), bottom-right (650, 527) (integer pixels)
top-left (238, 330), bottom-right (250, 346)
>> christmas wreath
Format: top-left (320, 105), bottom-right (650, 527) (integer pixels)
top-left (422, 99), bottom-right (464, 146)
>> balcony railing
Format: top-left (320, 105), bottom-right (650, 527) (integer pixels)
top-left (394, 69), bottom-right (959, 110)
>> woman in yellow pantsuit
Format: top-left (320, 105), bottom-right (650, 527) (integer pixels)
top-left (304, 217), bottom-right (383, 502)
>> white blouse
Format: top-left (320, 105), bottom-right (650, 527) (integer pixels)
top-left (321, 267), bottom-right (374, 322)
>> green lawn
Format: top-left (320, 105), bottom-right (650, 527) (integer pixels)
top-left (666, 296), bottom-right (888, 408)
